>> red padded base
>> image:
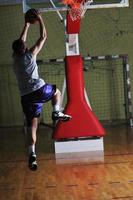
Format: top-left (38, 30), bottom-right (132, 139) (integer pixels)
top-left (66, 12), bottom-right (81, 34)
top-left (53, 55), bottom-right (105, 140)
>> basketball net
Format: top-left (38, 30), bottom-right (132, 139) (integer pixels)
top-left (62, 0), bottom-right (93, 21)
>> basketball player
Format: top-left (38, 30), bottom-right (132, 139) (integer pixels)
top-left (12, 11), bottom-right (71, 170)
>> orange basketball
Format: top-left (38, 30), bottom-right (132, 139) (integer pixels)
top-left (25, 9), bottom-right (39, 24)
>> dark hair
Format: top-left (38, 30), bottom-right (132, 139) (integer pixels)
top-left (12, 39), bottom-right (26, 55)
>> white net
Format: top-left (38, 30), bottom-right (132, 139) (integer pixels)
top-left (69, 0), bottom-right (93, 21)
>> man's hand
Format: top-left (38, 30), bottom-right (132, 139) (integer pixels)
top-left (25, 22), bottom-right (30, 28)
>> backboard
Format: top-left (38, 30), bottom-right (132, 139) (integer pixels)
top-left (22, 0), bottom-right (129, 13)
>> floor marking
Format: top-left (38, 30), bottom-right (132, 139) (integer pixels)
top-left (0, 187), bottom-right (15, 190)
top-left (109, 181), bottom-right (121, 184)
top-left (66, 161), bottom-right (130, 167)
top-left (112, 196), bottom-right (133, 199)
top-left (24, 187), bottom-right (35, 190)
top-left (45, 185), bottom-right (57, 188)
top-left (105, 152), bottom-right (133, 156)
top-left (88, 183), bottom-right (99, 185)
top-left (66, 184), bottom-right (78, 187)
top-left (0, 159), bottom-right (26, 163)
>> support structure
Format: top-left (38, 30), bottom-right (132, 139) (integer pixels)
top-left (53, 55), bottom-right (105, 140)
top-left (123, 56), bottom-right (133, 126)
top-left (53, 3), bottom-right (105, 155)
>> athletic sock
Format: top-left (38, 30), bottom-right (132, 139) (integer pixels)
top-left (53, 104), bottom-right (60, 112)
top-left (28, 144), bottom-right (36, 156)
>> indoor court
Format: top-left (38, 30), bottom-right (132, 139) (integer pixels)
top-left (0, 0), bottom-right (133, 199)
top-left (1, 126), bottom-right (133, 199)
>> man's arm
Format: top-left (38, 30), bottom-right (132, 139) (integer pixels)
top-left (30, 15), bottom-right (47, 57)
top-left (19, 22), bottom-right (30, 42)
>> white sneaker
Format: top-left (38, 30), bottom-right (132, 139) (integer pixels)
top-left (52, 111), bottom-right (72, 121)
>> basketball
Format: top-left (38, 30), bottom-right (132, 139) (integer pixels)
top-left (25, 9), bottom-right (39, 24)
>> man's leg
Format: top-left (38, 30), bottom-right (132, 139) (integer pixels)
top-left (21, 91), bottom-right (43, 170)
top-left (52, 88), bottom-right (72, 121)
top-left (27, 117), bottom-right (38, 170)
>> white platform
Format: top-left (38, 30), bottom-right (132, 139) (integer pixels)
top-left (54, 137), bottom-right (104, 164)
top-left (54, 137), bottom-right (104, 153)
top-left (55, 150), bottom-right (104, 164)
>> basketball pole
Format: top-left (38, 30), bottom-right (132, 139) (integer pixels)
top-left (53, 0), bottom-right (105, 145)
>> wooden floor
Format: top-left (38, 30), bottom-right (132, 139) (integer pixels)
top-left (0, 125), bottom-right (133, 200)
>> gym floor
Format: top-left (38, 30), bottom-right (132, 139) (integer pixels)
top-left (0, 125), bottom-right (133, 200)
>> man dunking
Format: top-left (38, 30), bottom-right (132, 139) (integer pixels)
top-left (12, 10), bottom-right (71, 170)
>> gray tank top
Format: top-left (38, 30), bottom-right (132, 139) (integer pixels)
top-left (13, 51), bottom-right (45, 96)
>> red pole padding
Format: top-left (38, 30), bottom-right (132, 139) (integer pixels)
top-left (66, 0), bottom-right (84, 34)
top-left (66, 12), bottom-right (81, 34)
top-left (53, 55), bottom-right (105, 140)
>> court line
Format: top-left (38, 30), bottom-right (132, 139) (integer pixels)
top-left (105, 152), bottom-right (133, 156)
top-left (112, 196), bottom-right (133, 199)
top-left (0, 160), bottom-right (131, 166)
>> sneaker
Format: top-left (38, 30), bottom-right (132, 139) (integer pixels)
top-left (28, 152), bottom-right (37, 171)
top-left (52, 111), bottom-right (72, 121)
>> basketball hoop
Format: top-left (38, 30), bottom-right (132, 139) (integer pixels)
top-left (62, 0), bottom-right (93, 21)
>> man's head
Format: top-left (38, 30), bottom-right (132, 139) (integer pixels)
top-left (12, 39), bottom-right (27, 56)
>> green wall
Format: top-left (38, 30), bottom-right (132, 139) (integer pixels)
top-left (0, 1), bottom-right (133, 126)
